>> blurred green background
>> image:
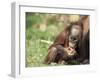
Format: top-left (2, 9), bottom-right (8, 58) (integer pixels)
top-left (25, 12), bottom-right (81, 67)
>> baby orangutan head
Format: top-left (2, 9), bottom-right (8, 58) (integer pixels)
top-left (66, 22), bottom-right (83, 56)
top-left (69, 22), bottom-right (83, 47)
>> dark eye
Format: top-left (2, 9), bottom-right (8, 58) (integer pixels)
top-left (70, 36), bottom-right (77, 41)
top-left (73, 37), bottom-right (77, 40)
top-left (69, 36), bottom-right (79, 43)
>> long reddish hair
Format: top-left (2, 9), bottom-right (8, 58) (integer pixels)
top-left (49, 21), bottom-right (83, 49)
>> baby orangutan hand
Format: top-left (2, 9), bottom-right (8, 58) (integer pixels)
top-left (64, 47), bottom-right (77, 56)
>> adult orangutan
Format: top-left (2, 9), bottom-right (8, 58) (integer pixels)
top-left (77, 16), bottom-right (90, 64)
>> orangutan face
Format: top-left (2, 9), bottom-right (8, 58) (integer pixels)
top-left (69, 25), bottom-right (82, 48)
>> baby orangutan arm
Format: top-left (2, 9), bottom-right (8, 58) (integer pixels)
top-left (55, 45), bottom-right (77, 57)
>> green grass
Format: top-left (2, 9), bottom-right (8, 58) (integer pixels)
top-left (25, 27), bottom-right (62, 67)
top-left (25, 13), bottom-right (81, 67)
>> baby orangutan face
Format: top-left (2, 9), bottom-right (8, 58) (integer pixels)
top-left (64, 25), bottom-right (82, 56)
top-left (66, 42), bottom-right (77, 56)
top-left (68, 35), bottom-right (79, 48)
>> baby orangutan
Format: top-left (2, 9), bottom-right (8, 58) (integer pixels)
top-left (44, 22), bottom-right (83, 65)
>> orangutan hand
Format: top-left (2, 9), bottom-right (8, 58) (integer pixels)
top-left (64, 47), bottom-right (76, 56)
